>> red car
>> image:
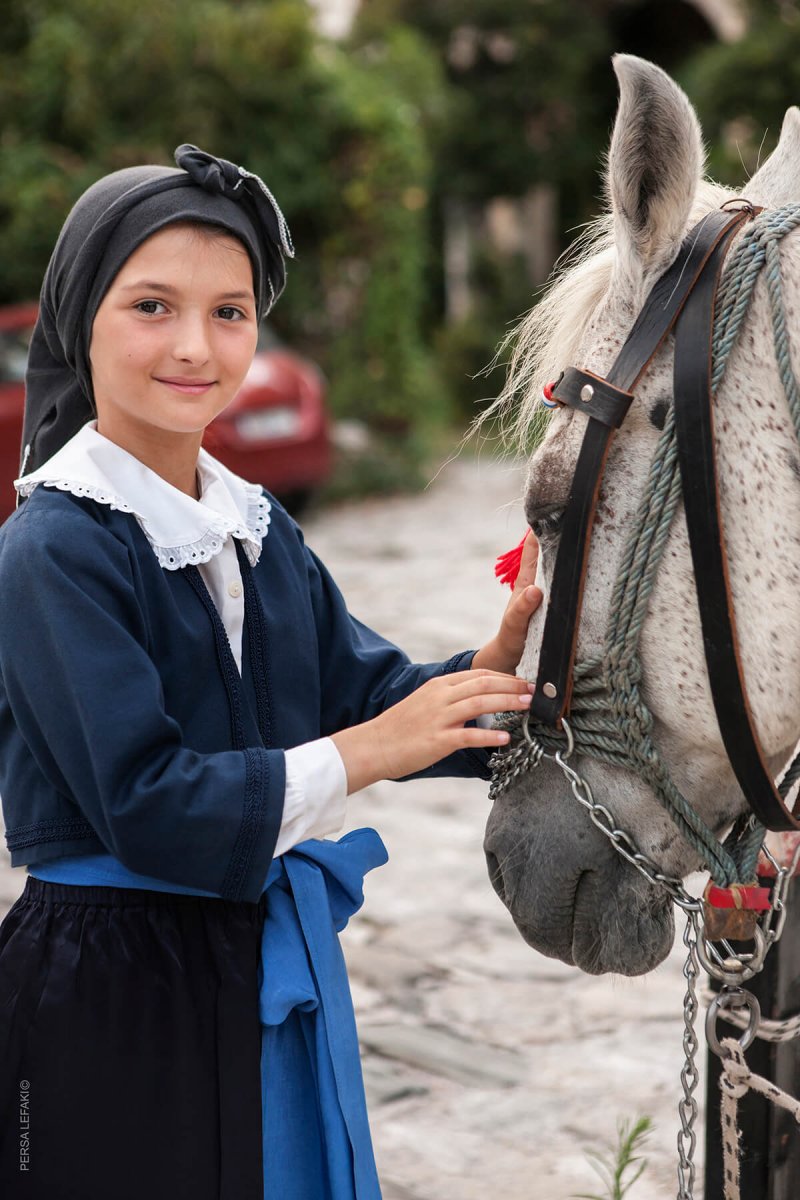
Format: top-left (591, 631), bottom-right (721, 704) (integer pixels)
top-left (0, 304), bottom-right (332, 523)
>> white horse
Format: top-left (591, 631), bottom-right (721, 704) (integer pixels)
top-left (484, 54), bottom-right (800, 976)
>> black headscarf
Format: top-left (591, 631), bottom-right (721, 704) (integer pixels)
top-left (21, 144), bottom-right (295, 475)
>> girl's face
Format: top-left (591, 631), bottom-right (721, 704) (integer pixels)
top-left (89, 223), bottom-right (258, 444)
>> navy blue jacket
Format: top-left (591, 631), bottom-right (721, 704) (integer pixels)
top-left (0, 488), bottom-right (489, 902)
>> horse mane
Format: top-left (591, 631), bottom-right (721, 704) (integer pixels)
top-left (476, 179), bottom-right (736, 449)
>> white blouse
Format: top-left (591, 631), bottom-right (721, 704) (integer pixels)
top-left (15, 422), bottom-right (347, 858)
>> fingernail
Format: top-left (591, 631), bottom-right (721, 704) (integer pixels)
top-left (527, 683), bottom-right (535, 693)
top-left (519, 694), bottom-right (532, 705)
top-left (497, 732), bottom-right (510, 744)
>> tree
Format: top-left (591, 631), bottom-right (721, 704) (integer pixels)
top-left (681, 0), bottom-right (800, 182)
top-left (0, 0), bottom-right (447, 431)
top-left (353, 0), bottom-right (612, 214)
top-left (349, 1), bottom-right (614, 417)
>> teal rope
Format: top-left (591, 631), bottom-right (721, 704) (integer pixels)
top-left (497, 203), bottom-right (800, 886)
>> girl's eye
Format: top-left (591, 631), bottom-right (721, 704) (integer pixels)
top-left (135, 300), bottom-right (168, 316)
top-left (215, 306), bottom-right (245, 321)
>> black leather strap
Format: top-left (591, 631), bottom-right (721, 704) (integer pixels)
top-left (551, 368), bottom-right (633, 429)
top-left (530, 206), bottom-right (755, 727)
top-left (673, 228), bottom-right (800, 830)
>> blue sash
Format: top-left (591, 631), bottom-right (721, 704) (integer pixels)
top-left (29, 829), bottom-right (388, 1199)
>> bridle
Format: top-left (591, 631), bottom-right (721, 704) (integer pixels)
top-left (487, 201), bottom-right (800, 1198)
top-left (528, 200), bottom-right (800, 833)
top-left (492, 202), bottom-right (800, 862)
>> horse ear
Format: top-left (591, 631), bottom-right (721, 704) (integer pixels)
top-left (743, 108), bottom-right (800, 207)
top-left (607, 55), bottom-right (704, 284)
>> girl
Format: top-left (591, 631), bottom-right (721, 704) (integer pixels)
top-left (0, 145), bottom-right (540, 1200)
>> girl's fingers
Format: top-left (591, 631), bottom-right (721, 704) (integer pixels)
top-left (514, 587), bottom-right (543, 611)
top-left (457, 726), bottom-right (513, 748)
top-left (505, 585), bottom-right (544, 627)
top-left (448, 673), bottom-right (533, 699)
top-left (512, 531), bottom-right (540, 593)
top-left (452, 668), bottom-right (524, 683)
top-left (451, 691), bottom-right (532, 722)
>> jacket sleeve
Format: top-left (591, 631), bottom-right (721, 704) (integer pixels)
top-left (0, 503), bottom-right (284, 902)
top-left (301, 530), bottom-right (491, 782)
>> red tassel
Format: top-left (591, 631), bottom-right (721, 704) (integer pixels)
top-left (495, 534), bottom-right (528, 588)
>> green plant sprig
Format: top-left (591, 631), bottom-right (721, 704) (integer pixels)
top-left (573, 1115), bottom-right (653, 1200)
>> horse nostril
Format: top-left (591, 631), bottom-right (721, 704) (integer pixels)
top-left (485, 850), bottom-right (506, 903)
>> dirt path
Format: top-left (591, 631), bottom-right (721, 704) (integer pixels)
top-left (301, 452), bottom-right (705, 1200)
top-left (0, 451), bottom-right (707, 1198)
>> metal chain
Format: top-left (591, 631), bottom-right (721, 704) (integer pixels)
top-left (489, 720), bottom-right (701, 912)
top-left (760, 839), bottom-right (800, 948)
top-left (490, 718), bottom-right (800, 1200)
top-left (677, 909), bottom-right (701, 1200)
top-left (487, 736), bottom-right (543, 802)
top-left (490, 720), bottom-right (800, 936)
top-left (552, 750), bottom-right (702, 911)
top-left (486, 205), bottom-right (800, 1196)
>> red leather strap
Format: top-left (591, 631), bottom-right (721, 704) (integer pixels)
top-left (704, 884), bottom-right (772, 912)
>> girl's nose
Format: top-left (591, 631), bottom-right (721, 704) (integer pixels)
top-left (171, 316), bottom-right (211, 364)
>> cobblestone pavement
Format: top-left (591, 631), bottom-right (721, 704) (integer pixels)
top-left (0, 452), bottom-right (708, 1199)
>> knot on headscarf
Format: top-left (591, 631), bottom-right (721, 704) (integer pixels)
top-left (20, 144), bottom-right (296, 477)
top-left (176, 143), bottom-right (244, 198)
top-left (175, 143), bottom-right (295, 270)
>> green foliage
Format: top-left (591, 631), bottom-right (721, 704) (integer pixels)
top-left (350, 0), bottom-right (614, 428)
top-left (434, 246), bottom-right (534, 419)
top-left (315, 34), bottom-right (451, 429)
top-left (13, 0), bottom-right (790, 485)
top-left (353, 0), bottom-right (612, 212)
top-left (681, 1), bottom-right (800, 182)
top-left (0, 0), bottom-right (447, 434)
top-left (574, 1115), bottom-right (652, 1200)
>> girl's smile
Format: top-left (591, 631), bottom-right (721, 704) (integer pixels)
top-left (153, 376), bottom-right (217, 394)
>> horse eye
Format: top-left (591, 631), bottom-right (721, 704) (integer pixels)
top-left (530, 508), bottom-right (565, 539)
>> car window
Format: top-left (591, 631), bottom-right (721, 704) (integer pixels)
top-left (0, 328), bottom-right (32, 384)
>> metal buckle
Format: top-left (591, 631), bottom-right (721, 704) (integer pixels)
top-left (705, 987), bottom-right (761, 1058)
top-left (719, 197), bottom-right (760, 218)
top-left (521, 712), bottom-right (574, 761)
top-left (695, 924), bottom-right (767, 985)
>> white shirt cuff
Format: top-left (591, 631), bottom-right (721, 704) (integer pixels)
top-left (272, 737), bottom-right (348, 858)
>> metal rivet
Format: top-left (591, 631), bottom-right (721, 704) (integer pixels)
top-left (543, 682), bottom-right (558, 699)
top-left (580, 384), bottom-right (594, 403)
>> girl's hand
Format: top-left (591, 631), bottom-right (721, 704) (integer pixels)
top-left (472, 531), bottom-right (543, 675)
top-left (330, 670), bottom-right (533, 794)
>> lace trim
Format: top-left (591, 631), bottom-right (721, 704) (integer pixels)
top-left (16, 476), bottom-right (135, 512)
top-left (16, 477), bottom-right (271, 570)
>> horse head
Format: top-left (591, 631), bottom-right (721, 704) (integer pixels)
top-left (484, 54), bottom-right (800, 976)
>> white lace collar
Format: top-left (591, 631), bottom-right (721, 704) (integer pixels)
top-left (15, 422), bottom-right (271, 570)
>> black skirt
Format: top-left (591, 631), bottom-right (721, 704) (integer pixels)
top-left (0, 876), bottom-right (267, 1200)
